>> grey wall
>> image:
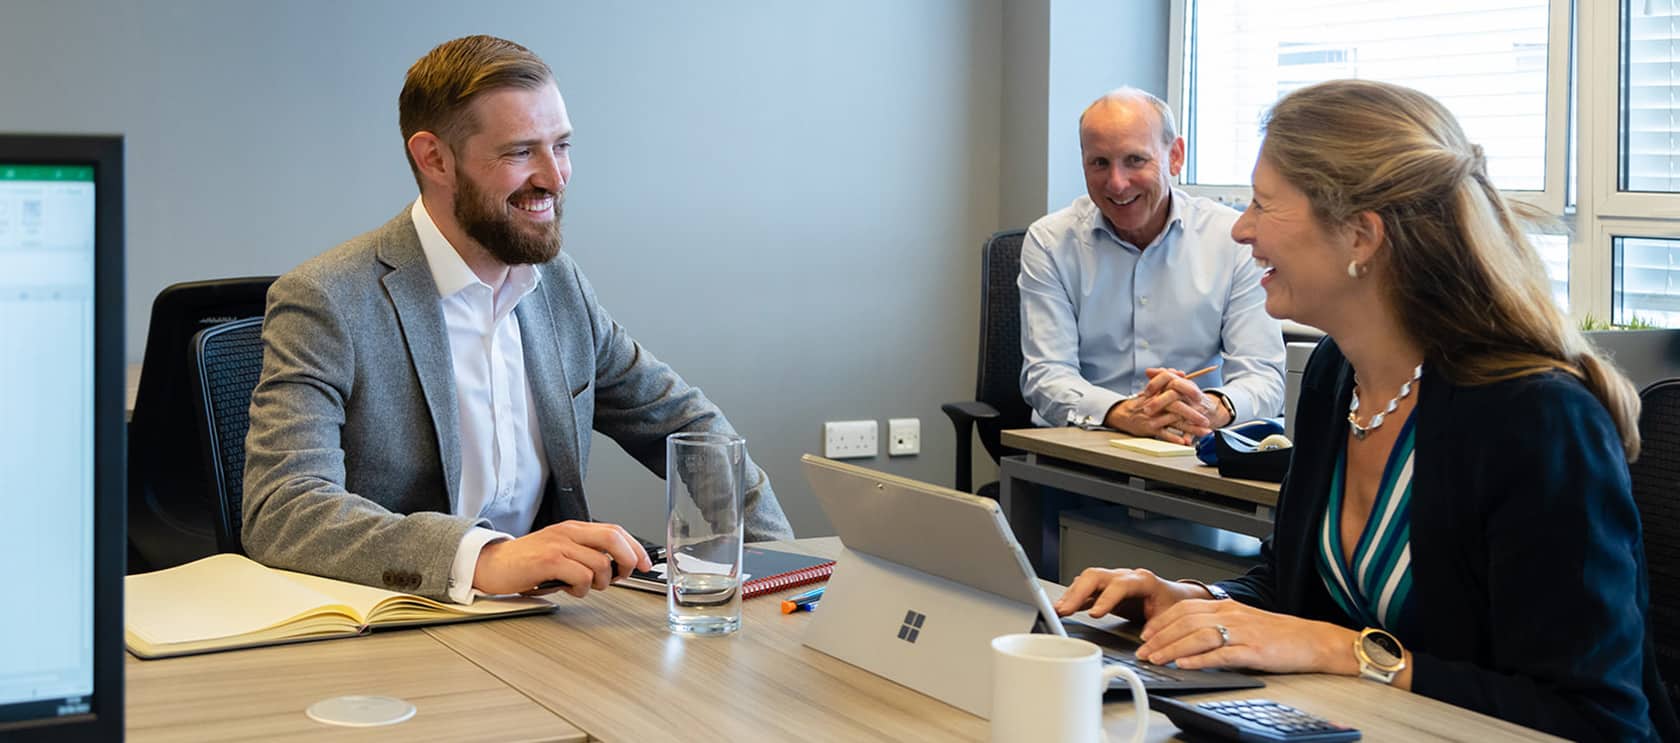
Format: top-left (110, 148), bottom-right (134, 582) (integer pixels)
top-left (1046, 0), bottom-right (1172, 212)
top-left (0, 0), bottom-right (1003, 539)
top-left (1000, 0), bottom-right (1051, 231)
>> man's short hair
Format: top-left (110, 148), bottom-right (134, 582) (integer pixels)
top-left (398, 35), bottom-right (554, 185)
top-left (1079, 87), bottom-right (1178, 148)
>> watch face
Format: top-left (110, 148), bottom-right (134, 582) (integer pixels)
top-left (1363, 630), bottom-right (1403, 667)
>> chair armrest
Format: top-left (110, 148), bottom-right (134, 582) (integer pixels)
top-left (941, 401), bottom-right (1001, 493)
top-left (942, 401), bottom-right (1001, 424)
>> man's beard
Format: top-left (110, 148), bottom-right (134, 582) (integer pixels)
top-left (454, 172), bottom-right (563, 266)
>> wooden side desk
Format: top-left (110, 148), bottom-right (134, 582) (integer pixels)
top-left (998, 427), bottom-right (1282, 577)
top-left (126, 630), bottom-right (584, 742)
top-left (428, 537), bottom-right (1557, 742)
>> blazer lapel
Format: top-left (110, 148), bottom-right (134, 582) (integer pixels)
top-left (1281, 347), bottom-right (1356, 618)
top-left (1407, 363), bottom-right (1455, 560)
top-left (515, 288), bottom-right (589, 522)
top-left (376, 218), bottom-right (464, 512)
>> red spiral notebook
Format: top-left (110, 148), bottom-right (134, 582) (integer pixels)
top-left (614, 545), bottom-right (833, 599)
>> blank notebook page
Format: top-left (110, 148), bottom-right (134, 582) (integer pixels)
top-left (1109, 438), bottom-right (1197, 456)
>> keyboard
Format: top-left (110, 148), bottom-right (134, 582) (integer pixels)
top-left (1097, 646), bottom-right (1265, 693)
top-left (1058, 619), bottom-right (1265, 694)
top-left (1102, 649), bottom-right (1201, 684)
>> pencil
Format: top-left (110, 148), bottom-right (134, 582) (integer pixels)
top-left (1183, 365), bottom-right (1217, 381)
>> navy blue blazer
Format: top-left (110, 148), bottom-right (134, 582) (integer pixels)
top-left (1219, 339), bottom-right (1665, 741)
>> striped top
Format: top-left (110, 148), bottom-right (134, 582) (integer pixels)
top-left (1317, 415), bottom-right (1417, 632)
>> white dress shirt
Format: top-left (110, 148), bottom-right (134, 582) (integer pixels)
top-left (1019, 190), bottom-right (1285, 428)
top-left (410, 199), bottom-right (549, 604)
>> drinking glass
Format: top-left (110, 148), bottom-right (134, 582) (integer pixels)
top-left (666, 432), bottom-right (746, 635)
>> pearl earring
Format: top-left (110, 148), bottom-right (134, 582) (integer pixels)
top-left (1347, 260), bottom-right (1362, 278)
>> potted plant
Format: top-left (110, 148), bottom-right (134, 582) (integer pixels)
top-left (1581, 315), bottom-right (1680, 390)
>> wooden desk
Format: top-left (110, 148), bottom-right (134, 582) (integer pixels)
top-left (999, 428), bottom-right (1281, 577)
top-left (429, 537), bottom-right (1556, 742)
top-left (126, 630), bottom-right (584, 742)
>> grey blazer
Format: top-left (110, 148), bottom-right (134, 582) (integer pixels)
top-left (242, 209), bottom-right (793, 600)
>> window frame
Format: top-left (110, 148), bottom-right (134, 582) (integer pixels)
top-left (1597, 218), bottom-right (1680, 325)
top-left (1576, 0), bottom-right (1680, 322)
top-left (1584, 0), bottom-right (1680, 219)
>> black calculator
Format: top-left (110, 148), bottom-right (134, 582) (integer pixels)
top-left (1150, 696), bottom-right (1361, 742)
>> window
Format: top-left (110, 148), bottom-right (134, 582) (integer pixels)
top-left (1584, 0), bottom-right (1680, 324)
top-left (1621, 2), bottom-right (1680, 193)
top-left (1611, 232), bottom-right (1680, 326)
top-left (1172, 0), bottom-right (1680, 328)
top-left (1174, 0), bottom-right (1563, 199)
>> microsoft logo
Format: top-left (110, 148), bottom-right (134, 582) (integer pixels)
top-left (897, 610), bottom-right (926, 643)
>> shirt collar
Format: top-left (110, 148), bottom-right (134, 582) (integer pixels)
top-left (410, 197), bottom-right (542, 301)
top-left (1088, 188), bottom-right (1185, 251)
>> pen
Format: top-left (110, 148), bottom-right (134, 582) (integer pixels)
top-left (786, 586), bottom-right (825, 602)
top-left (1182, 365), bottom-right (1217, 381)
top-left (781, 586), bottom-right (825, 614)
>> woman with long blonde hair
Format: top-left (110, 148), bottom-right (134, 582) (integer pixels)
top-left (1055, 79), bottom-right (1671, 740)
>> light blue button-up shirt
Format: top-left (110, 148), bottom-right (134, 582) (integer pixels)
top-left (1019, 190), bottom-right (1284, 428)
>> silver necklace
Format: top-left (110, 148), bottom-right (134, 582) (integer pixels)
top-left (1348, 364), bottom-right (1423, 441)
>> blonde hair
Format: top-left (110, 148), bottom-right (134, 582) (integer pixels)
top-left (1261, 79), bottom-right (1641, 460)
top-left (398, 35), bottom-right (554, 186)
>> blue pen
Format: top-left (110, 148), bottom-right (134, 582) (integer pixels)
top-left (786, 586), bottom-right (825, 602)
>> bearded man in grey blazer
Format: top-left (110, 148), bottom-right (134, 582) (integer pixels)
top-left (242, 35), bottom-right (794, 604)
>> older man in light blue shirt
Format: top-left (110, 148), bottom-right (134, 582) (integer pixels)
top-left (1021, 88), bottom-right (1283, 443)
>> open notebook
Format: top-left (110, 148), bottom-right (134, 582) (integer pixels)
top-left (124, 554), bottom-right (553, 659)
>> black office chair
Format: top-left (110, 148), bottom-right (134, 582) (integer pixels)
top-left (942, 229), bottom-right (1033, 497)
top-left (128, 277), bottom-right (274, 571)
top-left (1632, 379), bottom-right (1680, 722)
top-left (189, 317), bottom-right (266, 555)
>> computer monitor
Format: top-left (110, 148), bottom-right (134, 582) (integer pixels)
top-left (0, 135), bottom-right (125, 739)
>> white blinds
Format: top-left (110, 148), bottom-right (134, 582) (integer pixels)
top-left (1185, 0), bottom-right (1552, 190)
top-left (1614, 237), bottom-right (1680, 325)
top-left (1623, 0), bottom-right (1680, 192)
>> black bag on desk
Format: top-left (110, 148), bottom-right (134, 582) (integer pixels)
top-left (1212, 429), bottom-right (1293, 483)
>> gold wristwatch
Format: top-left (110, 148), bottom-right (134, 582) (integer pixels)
top-left (1355, 627), bottom-right (1406, 684)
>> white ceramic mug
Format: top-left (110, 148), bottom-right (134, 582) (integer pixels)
top-left (990, 634), bottom-right (1148, 743)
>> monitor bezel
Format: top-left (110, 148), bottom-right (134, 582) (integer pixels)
top-left (0, 134), bottom-right (125, 741)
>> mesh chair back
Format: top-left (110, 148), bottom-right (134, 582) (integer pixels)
top-left (190, 317), bottom-right (266, 555)
top-left (973, 229), bottom-right (1034, 464)
top-left (1634, 379), bottom-right (1680, 711)
top-left (128, 276), bottom-right (274, 571)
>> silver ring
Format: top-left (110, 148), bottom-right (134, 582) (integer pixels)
top-left (1214, 624), bottom-right (1230, 647)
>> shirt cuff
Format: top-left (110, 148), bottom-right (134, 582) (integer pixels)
top-left (1207, 387), bottom-right (1248, 425)
top-left (448, 527), bottom-right (514, 605)
top-left (1072, 389), bottom-right (1129, 430)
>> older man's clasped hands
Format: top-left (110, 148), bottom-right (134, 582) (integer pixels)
top-left (1102, 367), bottom-right (1233, 445)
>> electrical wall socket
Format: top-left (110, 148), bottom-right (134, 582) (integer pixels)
top-left (888, 417), bottom-right (920, 456)
top-left (823, 420), bottom-right (878, 459)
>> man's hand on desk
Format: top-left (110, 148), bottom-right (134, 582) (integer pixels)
top-left (473, 520), bottom-right (653, 599)
top-left (1102, 367), bottom-right (1232, 444)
